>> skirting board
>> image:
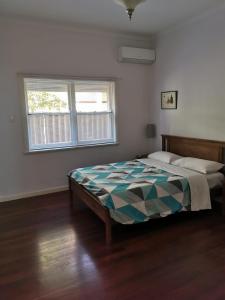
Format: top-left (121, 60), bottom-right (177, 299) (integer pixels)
top-left (0, 185), bottom-right (68, 202)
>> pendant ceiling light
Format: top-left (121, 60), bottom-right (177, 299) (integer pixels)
top-left (115, 0), bottom-right (146, 20)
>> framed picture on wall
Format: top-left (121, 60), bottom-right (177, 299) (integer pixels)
top-left (161, 91), bottom-right (178, 109)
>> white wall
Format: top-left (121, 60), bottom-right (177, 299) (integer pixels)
top-left (0, 18), bottom-right (153, 201)
top-left (152, 4), bottom-right (225, 150)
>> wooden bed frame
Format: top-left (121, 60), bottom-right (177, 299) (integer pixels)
top-left (69, 135), bottom-right (225, 245)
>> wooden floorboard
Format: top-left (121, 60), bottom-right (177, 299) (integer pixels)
top-left (1, 192), bottom-right (225, 300)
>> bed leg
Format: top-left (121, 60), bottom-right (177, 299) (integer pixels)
top-left (68, 177), bottom-right (74, 211)
top-left (105, 220), bottom-right (112, 245)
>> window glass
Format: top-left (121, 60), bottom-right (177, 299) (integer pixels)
top-left (23, 77), bottom-right (116, 151)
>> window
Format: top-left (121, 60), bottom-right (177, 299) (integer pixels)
top-left (22, 76), bottom-right (117, 152)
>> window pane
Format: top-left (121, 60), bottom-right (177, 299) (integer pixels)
top-left (77, 112), bottom-right (113, 143)
top-left (75, 81), bottom-right (111, 112)
top-left (24, 78), bottom-right (72, 149)
top-left (25, 78), bottom-right (69, 113)
top-left (75, 81), bottom-right (115, 144)
top-left (28, 113), bottom-right (72, 147)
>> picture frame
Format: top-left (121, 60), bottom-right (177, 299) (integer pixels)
top-left (161, 91), bottom-right (178, 109)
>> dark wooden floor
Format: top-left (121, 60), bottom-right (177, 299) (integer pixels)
top-left (1, 193), bottom-right (225, 300)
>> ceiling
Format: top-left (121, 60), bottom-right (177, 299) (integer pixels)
top-left (0, 0), bottom-right (224, 35)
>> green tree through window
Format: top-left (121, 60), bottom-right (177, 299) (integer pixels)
top-left (28, 91), bottom-right (67, 113)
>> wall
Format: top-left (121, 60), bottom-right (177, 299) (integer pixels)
top-left (0, 18), bottom-right (153, 201)
top-left (152, 4), bottom-right (225, 150)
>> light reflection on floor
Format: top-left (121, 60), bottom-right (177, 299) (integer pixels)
top-left (37, 225), bottom-right (101, 292)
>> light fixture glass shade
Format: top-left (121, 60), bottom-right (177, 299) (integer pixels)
top-left (115, 0), bottom-right (146, 10)
top-left (115, 0), bottom-right (146, 20)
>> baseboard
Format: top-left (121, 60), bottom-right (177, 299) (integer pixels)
top-left (0, 185), bottom-right (69, 203)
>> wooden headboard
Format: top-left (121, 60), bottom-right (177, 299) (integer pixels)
top-left (162, 135), bottom-right (225, 163)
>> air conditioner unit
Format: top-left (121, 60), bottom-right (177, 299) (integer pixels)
top-left (119, 47), bottom-right (156, 64)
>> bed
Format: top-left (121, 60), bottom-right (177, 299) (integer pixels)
top-left (68, 135), bottom-right (225, 244)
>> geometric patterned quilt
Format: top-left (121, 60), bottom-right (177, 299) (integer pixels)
top-left (70, 160), bottom-right (191, 224)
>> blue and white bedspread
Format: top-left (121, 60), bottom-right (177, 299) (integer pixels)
top-left (70, 159), bottom-right (212, 224)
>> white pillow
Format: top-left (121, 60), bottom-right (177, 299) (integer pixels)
top-left (172, 157), bottom-right (224, 174)
top-left (148, 151), bottom-right (183, 164)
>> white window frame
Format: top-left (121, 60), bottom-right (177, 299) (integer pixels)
top-left (19, 74), bottom-right (118, 153)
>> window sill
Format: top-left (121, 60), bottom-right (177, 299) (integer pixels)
top-left (24, 142), bottom-right (119, 154)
